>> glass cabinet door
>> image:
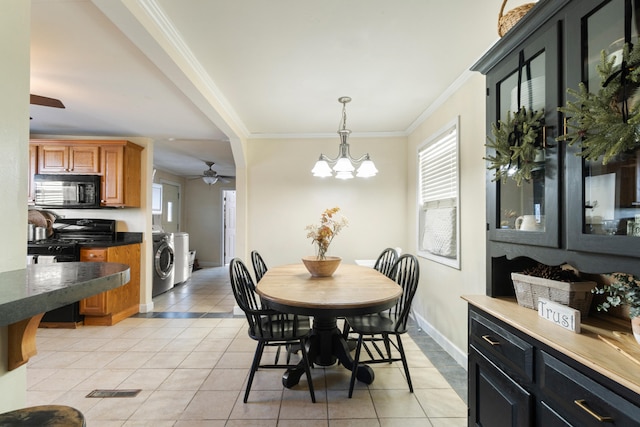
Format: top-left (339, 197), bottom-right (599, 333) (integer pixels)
top-left (486, 23), bottom-right (560, 247)
top-left (565, 0), bottom-right (640, 255)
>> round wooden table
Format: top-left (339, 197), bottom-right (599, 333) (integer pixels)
top-left (256, 263), bottom-right (402, 387)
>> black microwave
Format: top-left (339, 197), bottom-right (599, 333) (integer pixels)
top-left (34, 174), bottom-right (101, 208)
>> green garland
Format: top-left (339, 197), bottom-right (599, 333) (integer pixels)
top-left (558, 42), bottom-right (640, 164)
top-left (485, 106), bottom-right (545, 186)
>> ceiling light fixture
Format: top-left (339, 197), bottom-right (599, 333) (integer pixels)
top-left (312, 96), bottom-right (378, 179)
top-left (202, 162), bottom-right (219, 185)
top-left (202, 175), bottom-right (218, 185)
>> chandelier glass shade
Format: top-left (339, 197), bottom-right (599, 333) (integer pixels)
top-left (312, 97), bottom-right (378, 179)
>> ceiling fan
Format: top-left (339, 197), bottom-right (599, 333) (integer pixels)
top-left (193, 161), bottom-right (233, 185)
top-left (30, 94), bottom-right (65, 109)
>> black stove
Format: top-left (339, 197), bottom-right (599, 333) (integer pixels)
top-left (28, 218), bottom-right (116, 325)
top-left (28, 218), bottom-right (116, 259)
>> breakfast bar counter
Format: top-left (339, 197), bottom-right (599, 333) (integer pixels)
top-left (0, 262), bottom-right (130, 369)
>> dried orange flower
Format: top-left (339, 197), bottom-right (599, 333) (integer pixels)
top-left (305, 207), bottom-right (348, 260)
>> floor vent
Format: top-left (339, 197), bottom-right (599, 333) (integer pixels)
top-left (86, 389), bottom-right (141, 398)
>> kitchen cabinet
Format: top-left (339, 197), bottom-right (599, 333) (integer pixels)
top-left (37, 143), bottom-right (100, 174)
top-left (79, 243), bottom-right (140, 326)
top-left (29, 139), bottom-right (143, 208)
top-left (100, 141), bottom-right (143, 207)
top-left (467, 301), bottom-right (640, 426)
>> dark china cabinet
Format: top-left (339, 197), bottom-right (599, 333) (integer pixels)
top-left (473, 0), bottom-right (640, 296)
top-left (564, 0), bottom-right (640, 257)
top-left (469, 0), bottom-right (640, 425)
top-left (485, 18), bottom-right (561, 250)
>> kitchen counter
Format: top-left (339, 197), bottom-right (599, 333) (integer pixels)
top-left (0, 262), bottom-right (130, 326)
top-left (1, 262), bottom-right (129, 370)
top-left (463, 294), bottom-right (640, 396)
top-left (76, 232), bottom-right (143, 248)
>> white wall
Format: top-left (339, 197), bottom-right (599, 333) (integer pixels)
top-left (407, 73), bottom-right (488, 363)
top-left (246, 136), bottom-right (407, 267)
top-left (184, 178), bottom-right (236, 267)
top-left (0, 0), bottom-right (30, 412)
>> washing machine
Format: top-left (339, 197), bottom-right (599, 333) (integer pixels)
top-left (172, 232), bottom-right (190, 285)
top-left (152, 232), bottom-right (175, 297)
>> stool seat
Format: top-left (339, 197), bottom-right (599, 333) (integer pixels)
top-left (0, 405), bottom-right (85, 426)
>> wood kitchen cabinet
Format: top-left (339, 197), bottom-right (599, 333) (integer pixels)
top-left (37, 143), bottom-right (100, 174)
top-left (79, 243), bottom-right (140, 326)
top-left (29, 139), bottom-right (143, 208)
top-left (100, 141), bottom-right (143, 207)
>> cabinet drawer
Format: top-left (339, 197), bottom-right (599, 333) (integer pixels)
top-left (470, 310), bottom-right (534, 382)
top-left (80, 248), bottom-right (107, 262)
top-left (539, 351), bottom-right (640, 426)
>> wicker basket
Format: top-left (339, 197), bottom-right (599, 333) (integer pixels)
top-left (498, 0), bottom-right (536, 37)
top-left (511, 272), bottom-right (596, 316)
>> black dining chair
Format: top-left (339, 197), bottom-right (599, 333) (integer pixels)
top-left (345, 253), bottom-right (420, 397)
top-left (250, 249), bottom-right (307, 364)
top-left (342, 247), bottom-right (399, 339)
top-left (373, 247), bottom-right (399, 278)
top-left (251, 250), bottom-right (268, 283)
top-left (229, 258), bottom-right (316, 403)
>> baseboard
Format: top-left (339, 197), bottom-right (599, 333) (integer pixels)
top-left (412, 311), bottom-right (468, 369)
top-left (139, 302), bottom-right (154, 313)
top-left (198, 261), bottom-right (218, 268)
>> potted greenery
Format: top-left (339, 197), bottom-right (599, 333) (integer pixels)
top-left (485, 106), bottom-right (545, 186)
top-left (303, 207), bottom-right (348, 277)
top-left (593, 273), bottom-right (640, 344)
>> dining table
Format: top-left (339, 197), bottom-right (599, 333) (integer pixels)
top-left (256, 262), bottom-right (402, 388)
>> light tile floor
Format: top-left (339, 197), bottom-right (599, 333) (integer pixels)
top-left (27, 266), bottom-right (468, 426)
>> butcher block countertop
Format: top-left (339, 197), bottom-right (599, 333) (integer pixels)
top-left (463, 295), bottom-right (640, 396)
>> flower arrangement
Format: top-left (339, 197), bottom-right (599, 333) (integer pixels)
top-left (305, 207), bottom-right (348, 260)
top-left (593, 273), bottom-right (640, 318)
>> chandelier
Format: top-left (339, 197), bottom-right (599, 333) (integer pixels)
top-left (312, 96), bottom-right (378, 179)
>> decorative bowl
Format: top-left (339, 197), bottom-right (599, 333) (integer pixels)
top-left (301, 256), bottom-right (341, 277)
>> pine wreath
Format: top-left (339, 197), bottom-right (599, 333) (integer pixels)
top-left (558, 41), bottom-right (640, 164)
top-left (485, 106), bottom-right (545, 186)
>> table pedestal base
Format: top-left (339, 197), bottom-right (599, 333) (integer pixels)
top-left (282, 316), bottom-right (374, 388)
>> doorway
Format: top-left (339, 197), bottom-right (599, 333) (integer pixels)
top-left (161, 181), bottom-right (181, 233)
top-left (223, 190), bottom-right (236, 265)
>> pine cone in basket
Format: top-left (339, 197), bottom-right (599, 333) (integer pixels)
top-left (521, 264), bottom-right (581, 282)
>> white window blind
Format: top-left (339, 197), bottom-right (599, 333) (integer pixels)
top-left (417, 118), bottom-right (460, 269)
top-left (419, 126), bottom-right (457, 204)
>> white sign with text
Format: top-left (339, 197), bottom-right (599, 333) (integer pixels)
top-left (537, 298), bottom-right (581, 333)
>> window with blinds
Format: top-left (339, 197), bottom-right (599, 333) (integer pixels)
top-left (417, 117), bottom-right (460, 269)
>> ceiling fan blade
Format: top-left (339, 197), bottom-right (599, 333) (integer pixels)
top-left (30, 94), bottom-right (65, 109)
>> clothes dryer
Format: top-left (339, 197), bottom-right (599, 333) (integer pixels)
top-left (152, 232), bottom-right (174, 296)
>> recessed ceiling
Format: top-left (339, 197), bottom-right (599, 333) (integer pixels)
top-left (29, 0), bottom-right (535, 177)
